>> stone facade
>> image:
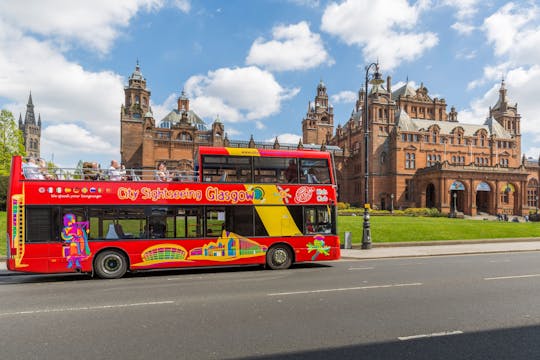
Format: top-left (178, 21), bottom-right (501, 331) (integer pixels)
top-left (19, 92), bottom-right (41, 159)
top-left (324, 73), bottom-right (539, 216)
top-left (120, 62), bottom-right (540, 216)
top-left (120, 62), bottom-right (225, 175)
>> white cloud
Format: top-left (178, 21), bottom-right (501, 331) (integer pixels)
top-left (443, 0), bottom-right (479, 35)
top-left (483, 2), bottom-right (540, 64)
top-left (288, 0), bottom-right (320, 7)
top-left (321, 0), bottom-right (438, 70)
top-left (461, 66), bottom-right (540, 141)
top-left (266, 133), bottom-right (301, 145)
top-left (331, 91), bottom-right (356, 104)
top-left (0, 1), bottom-right (161, 167)
top-left (185, 66), bottom-right (300, 125)
top-left (173, 0), bottom-right (191, 13)
top-left (0, 0), bottom-right (163, 54)
top-left (455, 49), bottom-right (477, 60)
top-left (42, 124), bottom-right (118, 166)
top-left (451, 22), bottom-right (476, 35)
top-left (246, 21), bottom-right (333, 71)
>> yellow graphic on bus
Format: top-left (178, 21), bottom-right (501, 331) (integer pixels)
top-left (247, 184), bottom-right (302, 236)
top-left (133, 244), bottom-right (189, 266)
top-left (189, 230), bottom-right (267, 261)
top-left (12, 194), bottom-right (28, 268)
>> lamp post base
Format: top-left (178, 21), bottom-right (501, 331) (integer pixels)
top-left (361, 208), bottom-right (372, 249)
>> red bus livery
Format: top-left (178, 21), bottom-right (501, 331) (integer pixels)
top-left (6, 147), bottom-right (340, 278)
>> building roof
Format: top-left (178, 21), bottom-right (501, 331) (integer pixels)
top-left (392, 83), bottom-right (416, 98)
top-left (159, 110), bottom-right (207, 131)
top-left (395, 109), bottom-right (512, 139)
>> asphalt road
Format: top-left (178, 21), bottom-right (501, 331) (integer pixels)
top-left (1, 252), bottom-right (540, 360)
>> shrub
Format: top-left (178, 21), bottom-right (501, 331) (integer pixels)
top-left (337, 202), bottom-right (350, 210)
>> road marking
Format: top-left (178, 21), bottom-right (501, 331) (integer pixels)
top-left (0, 301), bottom-right (174, 317)
top-left (398, 330), bottom-right (463, 341)
top-left (348, 267), bottom-right (374, 270)
top-left (484, 274), bottom-right (540, 281)
top-left (268, 282), bottom-right (422, 296)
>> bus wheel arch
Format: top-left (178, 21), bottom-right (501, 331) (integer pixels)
top-left (266, 243), bottom-right (294, 270)
top-left (93, 248), bottom-right (130, 279)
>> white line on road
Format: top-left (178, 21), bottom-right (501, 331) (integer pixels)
top-left (268, 282), bottom-right (422, 296)
top-left (398, 330), bottom-right (463, 341)
top-left (0, 301), bottom-right (174, 317)
top-left (484, 274), bottom-right (540, 281)
top-left (348, 267), bottom-right (374, 270)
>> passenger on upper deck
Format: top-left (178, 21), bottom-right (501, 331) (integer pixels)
top-left (38, 158), bottom-right (53, 180)
top-left (23, 157), bottom-right (43, 179)
top-left (108, 160), bottom-right (124, 181)
top-left (155, 162), bottom-right (171, 182)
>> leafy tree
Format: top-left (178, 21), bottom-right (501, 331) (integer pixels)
top-left (0, 110), bottom-right (26, 175)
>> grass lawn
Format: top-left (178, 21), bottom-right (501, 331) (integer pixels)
top-left (1, 211), bottom-right (539, 257)
top-left (339, 215), bottom-right (540, 244)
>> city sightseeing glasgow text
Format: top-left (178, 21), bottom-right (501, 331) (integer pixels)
top-left (117, 186), bottom-right (255, 204)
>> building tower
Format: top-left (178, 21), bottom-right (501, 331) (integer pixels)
top-left (489, 78), bottom-right (521, 157)
top-left (19, 92), bottom-right (41, 159)
top-left (302, 80), bottom-right (334, 145)
top-left (120, 61), bottom-right (152, 168)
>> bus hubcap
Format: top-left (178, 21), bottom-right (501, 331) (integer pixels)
top-left (273, 249), bottom-right (287, 265)
top-left (104, 256), bottom-right (120, 272)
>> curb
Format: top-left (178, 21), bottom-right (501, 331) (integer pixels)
top-left (339, 248), bottom-right (540, 260)
top-left (344, 237), bottom-right (540, 249)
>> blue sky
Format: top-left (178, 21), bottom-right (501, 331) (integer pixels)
top-left (1, 0), bottom-right (540, 167)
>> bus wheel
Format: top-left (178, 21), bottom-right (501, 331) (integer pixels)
top-left (94, 250), bottom-right (128, 279)
top-left (266, 245), bottom-right (292, 270)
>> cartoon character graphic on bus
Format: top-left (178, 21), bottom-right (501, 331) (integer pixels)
top-left (61, 213), bottom-right (91, 269)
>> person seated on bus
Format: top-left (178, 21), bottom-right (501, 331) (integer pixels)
top-left (149, 221), bottom-right (166, 238)
top-left (305, 219), bottom-right (315, 234)
top-left (84, 161), bottom-right (102, 180)
top-left (285, 160), bottom-right (298, 183)
top-left (307, 168), bottom-right (320, 184)
top-left (38, 158), bottom-right (54, 180)
top-left (108, 159), bottom-right (124, 181)
top-left (155, 162), bottom-right (171, 181)
top-left (23, 157), bottom-right (44, 179)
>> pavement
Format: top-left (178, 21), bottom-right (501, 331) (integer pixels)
top-left (340, 238), bottom-right (540, 259)
top-left (1, 238), bottom-right (540, 273)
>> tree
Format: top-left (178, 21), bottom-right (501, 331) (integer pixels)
top-left (0, 109), bottom-right (26, 175)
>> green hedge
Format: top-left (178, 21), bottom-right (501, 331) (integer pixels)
top-left (338, 207), bottom-right (444, 217)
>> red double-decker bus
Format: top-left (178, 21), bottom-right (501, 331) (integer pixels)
top-left (6, 147), bottom-right (340, 278)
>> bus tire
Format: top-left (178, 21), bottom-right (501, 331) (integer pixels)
top-left (266, 244), bottom-right (292, 270)
top-left (94, 250), bottom-right (128, 279)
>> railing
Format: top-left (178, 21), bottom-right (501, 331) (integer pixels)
top-left (21, 165), bottom-right (199, 182)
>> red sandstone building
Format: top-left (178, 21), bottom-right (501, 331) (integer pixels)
top-left (120, 63), bottom-right (540, 216)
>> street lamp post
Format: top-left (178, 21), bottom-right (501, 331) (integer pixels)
top-left (390, 193), bottom-right (394, 213)
top-left (361, 62), bottom-right (384, 250)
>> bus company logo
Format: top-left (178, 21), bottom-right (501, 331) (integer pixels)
top-left (252, 187), bottom-right (265, 200)
top-left (38, 187), bottom-right (46, 193)
top-left (294, 186), bottom-right (315, 203)
top-left (56, 187), bottom-right (62, 194)
top-left (89, 187), bottom-right (97, 193)
top-left (64, 188), bottom-right (72, 193)
top-left (47, 187), bottom-right (54, 194)
top-left (316, 188), bottom-right (328, 202)
top-left (73, 187), bottom-right (80, 194)
top-left (81, 188), bottom-right (88, 194)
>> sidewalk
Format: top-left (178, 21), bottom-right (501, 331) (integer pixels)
top-left (341, 238), bottom-right (540, 259)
